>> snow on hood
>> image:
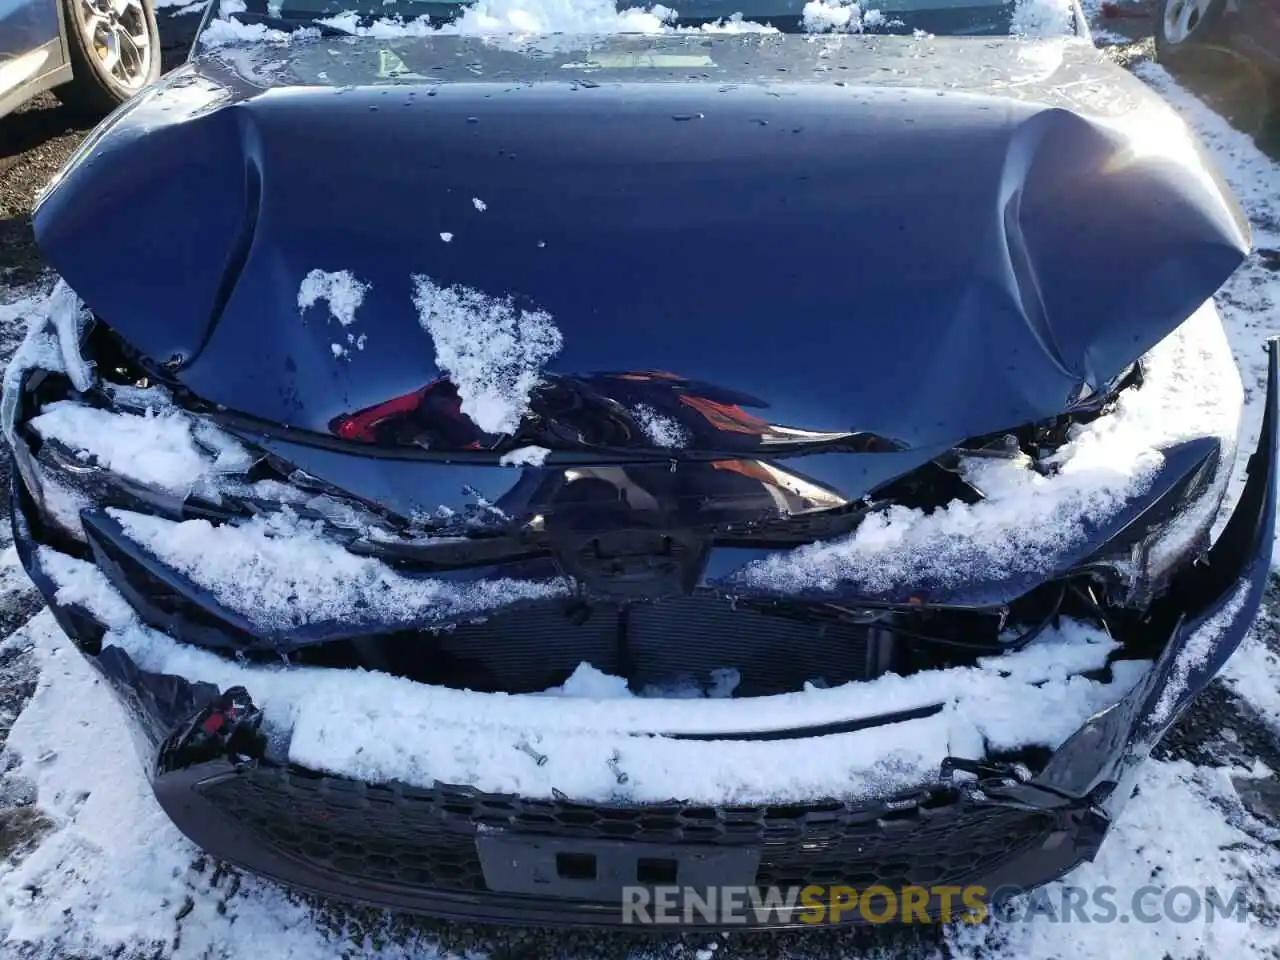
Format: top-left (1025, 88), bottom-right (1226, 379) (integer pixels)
top-left (297, 269), bottom-right (372, 359)
top-left (39, 545), bottom-right (1148, 802)
top-left (411, 275), bottom-right (564, 435)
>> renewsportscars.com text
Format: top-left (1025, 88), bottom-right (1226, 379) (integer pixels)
top-left (620, 884), bottom-right (1251, 925)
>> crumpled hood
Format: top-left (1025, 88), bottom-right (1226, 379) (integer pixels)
top-left (33, 33), bottom-right (1249, 449)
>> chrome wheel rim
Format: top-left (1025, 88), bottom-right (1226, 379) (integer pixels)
top-left (79, 0), bottom-right (152, 90)
top-left (1163, 0), bottom-right (1210, 43)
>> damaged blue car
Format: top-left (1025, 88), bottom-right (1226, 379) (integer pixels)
top-left (4, 0), bottom-right (1278, 929)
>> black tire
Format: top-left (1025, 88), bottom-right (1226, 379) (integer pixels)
top-left (55, 0), bottom-right (162, 117)
top-left (1153, 0), bottom-right (1226, 64)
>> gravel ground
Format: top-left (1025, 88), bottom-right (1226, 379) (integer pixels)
top-left (0, 21), bottom-right (1279, 960)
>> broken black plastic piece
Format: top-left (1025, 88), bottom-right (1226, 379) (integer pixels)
top-left (165, 685), bottom-right (266, 770)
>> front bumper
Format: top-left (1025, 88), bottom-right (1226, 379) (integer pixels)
top-left (10, 343), bottom-right (1278, 929)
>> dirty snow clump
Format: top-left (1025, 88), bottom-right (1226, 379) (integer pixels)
top-left (411, 276), bottom-right (564, 435)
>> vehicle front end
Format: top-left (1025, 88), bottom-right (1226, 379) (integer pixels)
top-left (5, 29), bottom-right (1278, 928)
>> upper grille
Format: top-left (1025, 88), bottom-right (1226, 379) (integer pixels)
top-left (85, 511), bottom-right (889, 693)
top-left (417, 595), bottom-right (887, 695)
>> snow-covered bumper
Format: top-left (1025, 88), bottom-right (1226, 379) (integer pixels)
top-left (7, 333), bottom-right (1277, 927)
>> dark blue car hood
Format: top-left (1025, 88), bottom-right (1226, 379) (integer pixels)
top-left (33, 33), bottom-right (1249, 452)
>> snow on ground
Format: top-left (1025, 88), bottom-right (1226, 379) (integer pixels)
top-left (0, 614), bottom-right (450, 959)
top-left (944, 58), bottom-right (1280, 960)
top-left (1135, 60), bottom-right (1280, 743)
top-left (944, 759), bottom-right (1280, 959)
top-left (1131, 63), bottom-right (1278, 528)
top-left (1, 610), bottom-right (1277, 959)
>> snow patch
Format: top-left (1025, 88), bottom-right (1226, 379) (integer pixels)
top-left (297, 268), bottom-right (369, 327)
top-left (411, 276), bottom-right (563, 435)
top-left (801, 0), bottom-right (885, 33)
top-left (315, 11), bottom-right (435, 35)
top-left (199, 15), bottom-right (311, 45)
top-left (498, 445), bottom-right (551, 467)
top-left (1151, 580), bottom-right (1253, 729)
top-left (730, 301), bottom-right (1243, 597)
top-left (542, 661), bottom-right (633, 698)
top-left (30, 467), bottom-right (94, 541)
top-left (39, 548), bottom-right (1144, 802)
top-left (1010, 0), bottom-right (1076, 37)
top-left (439, 231), bottom-right (453, 242)
top-left (630, 403), bottom-right (688, 448)
top-left (538, 663), bottom-right (743, 699)
top-left (472, 197), bottom-right (487, 211)
top-left (29, 401), bottom-right (253, 496)
top-left (109, 507), bottom-right (570, 632)
top-left (201, 0), bottom-right (784, 46)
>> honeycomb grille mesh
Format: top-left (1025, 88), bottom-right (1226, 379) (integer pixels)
top-left (200, 764), bottom-right (1055, 896)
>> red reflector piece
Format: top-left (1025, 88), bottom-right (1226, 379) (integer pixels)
top-left (201, 713), bottom-right (226, 735)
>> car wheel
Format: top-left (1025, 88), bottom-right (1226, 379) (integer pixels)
top-left (55, 0), bottom-right (162, 116)
top-left (1153, 0), bottom-right (1226, 61)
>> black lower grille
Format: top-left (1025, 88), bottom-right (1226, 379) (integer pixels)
top-left (199, 764), bottom-right (1056, 895)
top-left (424, 595), bottom-right (887, 695)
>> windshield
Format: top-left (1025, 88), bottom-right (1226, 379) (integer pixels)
top-left (224, 0), bottom-right (1075, 39)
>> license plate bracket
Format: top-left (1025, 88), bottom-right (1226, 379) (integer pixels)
top-left (475, 834), bottom-right (761, 902)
